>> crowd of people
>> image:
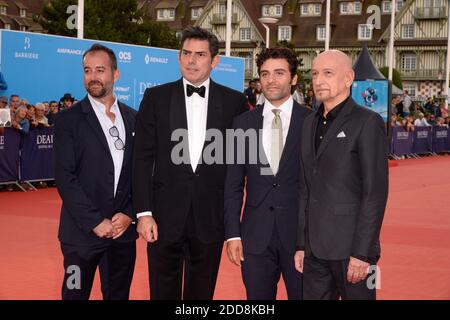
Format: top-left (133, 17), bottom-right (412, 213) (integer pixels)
top-left (0, 93), bottom-right (77, 192)
top-left (390, 91), bottom-right (449, 131)
top-left (0, 93), bottom-right (77, 136)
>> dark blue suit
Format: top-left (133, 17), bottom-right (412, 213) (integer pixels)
top-left (54, 96), bottom-right (137, 300)
top-left (224, 101), bottom-right (312, 299)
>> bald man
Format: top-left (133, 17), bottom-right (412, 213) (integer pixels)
top-left (294, 50), bottom-right (388, 300)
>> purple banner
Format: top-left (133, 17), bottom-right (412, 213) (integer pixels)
top-left (432, 127), bottom-right (450, 153)
top-left (20, 126), bottom-right (55, 181)
top-left (412, 127), bottom-right (432, 154)
top-left (391, 127), bottom-right (413, 156)
top-left (0, 128), bottom-right (21, 183)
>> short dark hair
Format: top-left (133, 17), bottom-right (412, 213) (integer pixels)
top-left (49, 100), bottom-right (57, 105)
top-left (83, 43), bottom-right (117, 70)
top-left (10, 94), bottom-right (19, 99)
top-left (256, 47), bottom-right (299, 78)
top-left (180, 26), bottom-right (219, 58)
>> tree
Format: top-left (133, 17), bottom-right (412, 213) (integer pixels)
top-left (276, 40), bottom-right (308, 91)
top-left (36, 0), bottom-right (179, 49)
top-left (379, 66), bottom-right (403, 90)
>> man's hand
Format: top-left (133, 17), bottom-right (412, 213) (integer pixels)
top-left (111, 212), bottom-right (133, 239)
top-left (347, 256), bottom-right (370, 284)
top-left (226, 240), bottom-right (244, 267)
top-left (137, 216), bottom-right (158, 243)
top-left (93, 219), bottom-right (116, 238)
top-left (294, 250), bottom-right (305, 273)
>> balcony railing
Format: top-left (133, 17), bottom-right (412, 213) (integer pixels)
top-left (211, 13), bottom-right (238, 25)
top-left (400, 69), bottom-right (445, 80)
top-left (414, 7), bottom-right (447, 19)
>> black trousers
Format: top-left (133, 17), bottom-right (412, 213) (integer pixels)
top-left (303, 254), bottom-right (377, 300)
top-left (61, 241), bottom-right (136, 300)
top-left (241, 228), bottom-right (303, 300)
top-left (147, 210), bottom-right (223, 300)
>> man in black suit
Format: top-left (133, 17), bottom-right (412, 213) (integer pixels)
top-left (133, 26), bottom-right (248, 300)
top-left (224, 48), bottom-right (312, 299)
top-left (54, 44), bottom-right (137, 300)
top-left (294, 50), bottom-right (388, 300)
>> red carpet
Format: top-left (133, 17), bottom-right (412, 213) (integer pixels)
top-left (1, 156), bottom-right (450, 300)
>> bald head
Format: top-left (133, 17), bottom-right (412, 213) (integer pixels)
top-left (311, 50), bottom-right (355, 112)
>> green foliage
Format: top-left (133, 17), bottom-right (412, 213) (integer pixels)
top-left (379, 66), bottom-right (403, 90)
top-left (37, 0), bottom-right (179, 49)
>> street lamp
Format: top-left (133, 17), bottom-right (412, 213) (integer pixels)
top-left (258, 17), bottom-right (279, 49)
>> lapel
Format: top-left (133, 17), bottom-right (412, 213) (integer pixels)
top-left (253, 104), bottom-right (273, 182)
top-left (81, 96), bottom-right (111, 160)
top-left (277, 102), bottom-right (302, 175)
top-left (315, 97), bottom-right (355, 160)
top-left (118, 101), bottom-right (133, 169)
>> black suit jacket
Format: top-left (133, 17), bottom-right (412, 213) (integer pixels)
top-left (298, 97), bottom-right (388, 261)
top-left (133, 78), bottom-right (248, 243)
top-left (54, 96), bottom-right (137, 246)
top-left (224, 102), bottom-right (312, 254)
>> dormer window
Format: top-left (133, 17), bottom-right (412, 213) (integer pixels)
top-left (191, 7), bottom-right (203, 20)
top-left (0, 6), bottom-right (7, 15)
top-left (20, 8), bottom-right (26, 17)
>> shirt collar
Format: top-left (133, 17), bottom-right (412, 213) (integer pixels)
top-left (316, 96), bottom-right (350, 120)
top-left (88, 94), bottom-right (119, 113)
top-left (263, 96), bottom-right (294, 118)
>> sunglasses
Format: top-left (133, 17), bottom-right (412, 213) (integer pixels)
top-left (109, 126), bottom-right (125, 150)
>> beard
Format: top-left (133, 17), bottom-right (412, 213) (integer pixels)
top-left (87, 81), bottom-right (107, 98)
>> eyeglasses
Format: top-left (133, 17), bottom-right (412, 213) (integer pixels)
top-left (109, 126), bottom-right (125, 150)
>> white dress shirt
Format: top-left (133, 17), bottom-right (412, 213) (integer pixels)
top-left (137, 78), bottom-right (210, 219)
top-left (227, 96), bottom-right (293, 242)
top-left (88, 95), bottom-right (125, 197)
top-left (184, 78), bottom-right (210, 172)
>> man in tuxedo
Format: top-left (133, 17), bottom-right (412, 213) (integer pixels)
top-left (225, 48), bottom-right (312, 300)
top-left (54, 44), bottom-right (137, 300)
top-left (294, 50), bottom-right (388, 300)
top-left (133, 26), bottom-right (248, 300)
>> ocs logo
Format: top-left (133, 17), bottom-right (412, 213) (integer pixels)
top-left (119, 51), bottom-right (132, 61)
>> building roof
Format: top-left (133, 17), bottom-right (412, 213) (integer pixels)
top-left (155, 0), bottom-right (181, 9)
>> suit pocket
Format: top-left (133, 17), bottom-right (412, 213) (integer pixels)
top-left (333, 203), bottom-right (358, 216)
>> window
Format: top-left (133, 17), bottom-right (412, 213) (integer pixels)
top-left (382, 0), bottom-right (404, 13)
top-left (314, 4), bottom-right (321, 15)
top-left (262, 5), bottom-right (270, 16)
top-left (157, 10), bottom-right (164, 20)
top-left (403, 83), bottom-right (416, 96)
top-left (340, 2), bottom-right (349, 14)
top-left (317, 26), bottom-right (326, 41)
top-left (240, 28), bottom-right (251, 41)
top-left (425, 0), bottom-right (443, 7)
top-left (401, 54), bottom-right (417, 71)
top-left (0, 6), bottom-right (6, 15)
top-left (219, 4), bottom-right (226, 17)
top-left (275, 5), bottom-right (282, 16)
top-left (402, 24), bottom-right (414, 39)
top-left (278, 26), bottom-right (292, 41)
top-left (300, 4), bottom-right (308, 16)
top-left (20, 26), bottom-right (27, 31)
top-left (245, 55), bottom-right (253, 72)
top-left (354, 2), bottom-right (362, 14)
top-left (5, 23), bottom-right (10, 29)
top-left (20, 9), bottom-right (26, 17)
top-left (358, 24), bottom-right (372, 40)
top-left (192, 8), bottom-right (199, 19)
top-left (169, 9), bottom-right (175, 19)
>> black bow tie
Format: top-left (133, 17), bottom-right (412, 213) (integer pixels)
top-left (186, 84), bottom-right (206, 98)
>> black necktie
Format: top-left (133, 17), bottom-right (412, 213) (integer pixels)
top-left (186, 84), bottom-right (206, 98)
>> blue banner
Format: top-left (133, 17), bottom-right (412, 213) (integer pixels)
top-left (352, 80), bottom-right (389, 122)
top-left (412, 127), bottom-right (432, 154)
top-left (432, 127), bottom-right (450, 153)
top-left (0, 128), bottom-right (20, 183)
top-left (0, 30), bottom-right (245, 109)
top-left (391, 127), bottom-right (413, 156)
top-left (20, 126), bottom-right (55, 181)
